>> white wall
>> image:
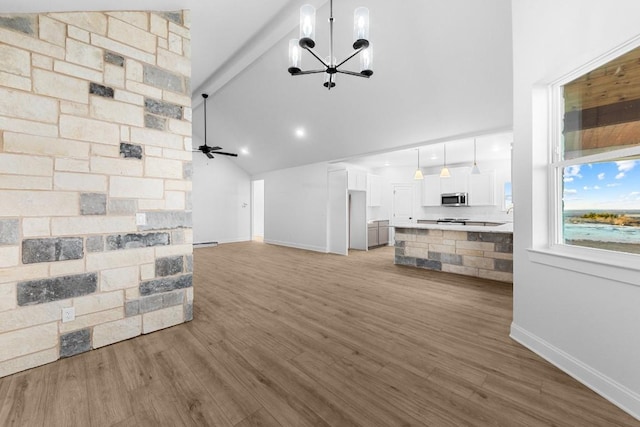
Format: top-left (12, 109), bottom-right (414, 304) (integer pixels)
top-left (254, 162), bottom-right (329, 253)
top-left (192, 147), bottom-right (251, 244)
top-left (512, 0), bottom-right (640, 419)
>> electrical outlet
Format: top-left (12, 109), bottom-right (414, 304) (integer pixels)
top-left (136, 213), bottom-right (146, 226)
top-left (62, 307), bottom-right (75, 323)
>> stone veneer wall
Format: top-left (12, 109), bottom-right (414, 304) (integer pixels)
top-left (0, 10), bottom-right (193, 377)
top-left (394, 228), bottom-right (513, 282)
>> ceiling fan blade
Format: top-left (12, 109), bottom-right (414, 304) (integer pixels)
top-left (209, 146), bottom-right (223, 151)
top-left (215, 152), bottom-right (238, 157)
top-left (205, 152), bottom-right (214, 159)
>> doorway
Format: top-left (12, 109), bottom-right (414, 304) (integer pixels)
top-left (392, 183), bottom-right (414, 225)
top-left (252, 180), bottom-right (264, 241)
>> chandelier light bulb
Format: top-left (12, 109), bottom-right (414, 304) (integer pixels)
top-left (299, 4), bottom-right (316, 45)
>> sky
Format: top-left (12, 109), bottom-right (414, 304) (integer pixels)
top-left (563, 159), bottom-right (640, 210)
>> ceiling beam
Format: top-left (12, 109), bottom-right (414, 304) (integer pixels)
top-left (564, 98), bottom-right (640, 132)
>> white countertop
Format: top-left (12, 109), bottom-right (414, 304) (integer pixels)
top-left (393, 222), bottom-right (513, 234)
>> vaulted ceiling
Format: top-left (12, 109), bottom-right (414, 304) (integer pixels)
top-left (1, 0), bottom-right (514, 175)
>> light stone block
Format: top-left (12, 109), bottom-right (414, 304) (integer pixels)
top-left (456, 241), bottom-right (495, 252)
top-left (120, 126), bottom-right (130, 142)
top-left (31, 53), bottom-right (53, 70)
top-left (91, 34), bottom-right (155, 64)
top-left (125, 59), bottom-right (143, 82)
top-left (39, 16), bottom-right (66, 47)
top-left (168, 119), bottom-right (191, 136)
top-left (150, 14), bottom-right (167, 38)
top-left (0, 263), bottom-right (49, 285)
top-left (0, 283), bottom-right (16, 312)
top-left (107, 12), bottom-right (148, 30)
top-left (108, 17), bottom-right (156, 53)
top-left (162, 90), bottom-right (191, 108)
top-left (60, 115), bottom-right (120, 145)
top-left (91, 143), bottom-right (120, 158)
top-left (90, 96), bottom-right (144, 127)
top-left (416, 235), bottom-right (444, 244)
top-left (86, 247), bottom-right (154, 271)
top-left (483, 251), bottom-right (513, 260)
top-left (168, 32), bottom-right (182, 54)
top-left (60, 101), bottom-right (89, 116)
top-left (168, 22), bottom-right (190, 39)
top-left (91, 157), bottom-right (143, 176)
top-left (55, 158), bottom-right (90, 173)
top-left (0, 323), bottom-right (58, 364)
top-left (183, 37), bottom-right (191, 60)
top-left (142, 304), bottom-right (183, 334)
top-left (155, 243), bottom-right (192, 258)
top-left (137, 199), bottom-right (165, 210)
top-left (183, 107), bottom-right (192, 123)
top-left (478, 269), bottom-right (513, 283)
top-left (442, 264), bottom-right (478, 277)
top-left (145, 145), bottom-right (163, 157)
top-left (114, 90), bottom-right (143, 106)
top-left (183, 137), bottom-right (192, 151)
top-left (0, 247), bottom-right (19, 269)
top-left (157, 48), bottom-right (190, 77)
top-left (22, 218), bottom-right (51, 237)
top-left (0, 27), bottom-right (65, 59)
top-left (33, 69), bottom-right (88, 104)
top-left (442, 230), bottom-right (468, 241)
top-left (49, 12), bottom-right (107, 35)
top-left (74, 291), bottom-right (124, 316)
top-left (144, 157), bottom-right (183, 179)
top-left (4, 133), bottom-right (90, 159)
top-left (0, 87), bottom-right (58, 123)
top-left (101, 265), bottom-right (139, 291)
top-left (125, 287), bottom-right (140, 300)
top-left (183, 10), bottom-right (191, 29)
top-left (140, 263), bottom-right (155, 280)
top-left (456, 248), bottom-right (485, 257)
top-left (126, 81), bottom-right (162, 99)
top-left (394, 233), bottom-right (415, 242)
top-left (54, 172), bottom-right (107, 192)
top-left (186, 286), bottom-right (193, 303)
top-left (67, 25), bottom-right (90, 43)
top-left (462, 255), bottom-right (495, 270)
top-left (59, 307), bottom-right (123, 334)
top-left (404, 246), bottom-right (428, 259)
top-left (165, 179), bottom-right (192, 191)
top-left (109, 176), bottom-right (164, 199)
top-left (0, 117), bottom-right (57, 138)
top-left (53, 60), bottom-right (103, 82)
top-left (0, 71), bottom-right (31, 91)
top-left (428, 244), bottom-right (456, 254)
top-left (0, 153), bottom-right (52, 177)
top-left (165, 191), bottom-right (185, 210)
top-left (52, 216), bottom-right (136, 237)
top-left (0, 43), bottom-right (30, 76)
top-left (184, 229), bottom-right (193, 244)
top-left (0, 190), bottom-right (77, 217)
top-left (157, 37), bottom-right (168, 50)
top-left (49, 259), bottom-right (86, 277)
top-left (0, 348), bottom-right (58, 378)
top-left (105, 64), bottom-right (125, 88)
top-left (93, 316), bottom-right (142, 348)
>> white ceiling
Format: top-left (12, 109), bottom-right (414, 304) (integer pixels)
top-left (0, 0), bottom-right (514, 176)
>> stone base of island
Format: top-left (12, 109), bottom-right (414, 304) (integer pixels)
top-left (394, 225), bottom-right (513, 283)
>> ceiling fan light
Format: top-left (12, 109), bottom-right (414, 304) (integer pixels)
top-left (353, 7), bottom-right (370, 46)
top-left (299, 4), bottom-right (316, 47)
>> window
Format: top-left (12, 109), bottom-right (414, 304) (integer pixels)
top-left (552, 45), bottom-right (640, 256)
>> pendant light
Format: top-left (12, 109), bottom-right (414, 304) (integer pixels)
top-left (413, 149), bottom-right (423, 180)
top-left (440, 144), bottom-right (451, 178)
top-left (471, 138), bottom-right (481, 174)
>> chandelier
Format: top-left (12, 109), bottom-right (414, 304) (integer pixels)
top-left (287, 0), bottom-right (373, 89)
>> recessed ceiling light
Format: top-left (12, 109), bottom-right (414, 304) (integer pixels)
top-left (295, 127), bottom-right (306, 138)
top-left (384, 161), bottom-right (390, 166)
top-left (240, 147), bottom-right (249, 155)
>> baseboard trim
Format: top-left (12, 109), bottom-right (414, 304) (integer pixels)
top-left (510, 322), bottom-right (640, 421)
top-left (263, 239), bottom-right (327, 253)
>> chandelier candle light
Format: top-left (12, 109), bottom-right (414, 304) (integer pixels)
top-left (288, 0), bottom-right (373, 89)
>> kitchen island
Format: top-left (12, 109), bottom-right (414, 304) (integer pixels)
top-left (394, 222), bottom-right (513, 282)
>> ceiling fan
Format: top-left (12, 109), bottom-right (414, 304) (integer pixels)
top-left (194, 94), bottom-right (238, 159)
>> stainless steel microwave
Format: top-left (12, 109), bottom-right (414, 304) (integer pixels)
top-left (441, 192), bottom-right (468, 206)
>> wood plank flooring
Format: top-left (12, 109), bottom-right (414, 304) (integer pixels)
top-left (0, 241), bottom-right (638, 426)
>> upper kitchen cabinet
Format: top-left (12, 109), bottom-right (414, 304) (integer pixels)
top-left (440, 167), bottom-right (470, 194)
top-left (468, 170), bottom-right (496, 206)
top-left (367, 174), bottom-right (382, 206)
top-left (421, 174), bottom-right (441, 206)
top-left (347, 169), bottom-right (367, 191)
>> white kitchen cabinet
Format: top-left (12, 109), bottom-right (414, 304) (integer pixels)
top-left (468, 170), bottom-right (495, 206)
top-left (440, 167), bottom-right (470, 194)
top-left (367, 174), bottom-right (382, 206)
top-left (421, 174), bottom-right (441, 206)
top-left (347, 169), bottom-right (367, 191)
